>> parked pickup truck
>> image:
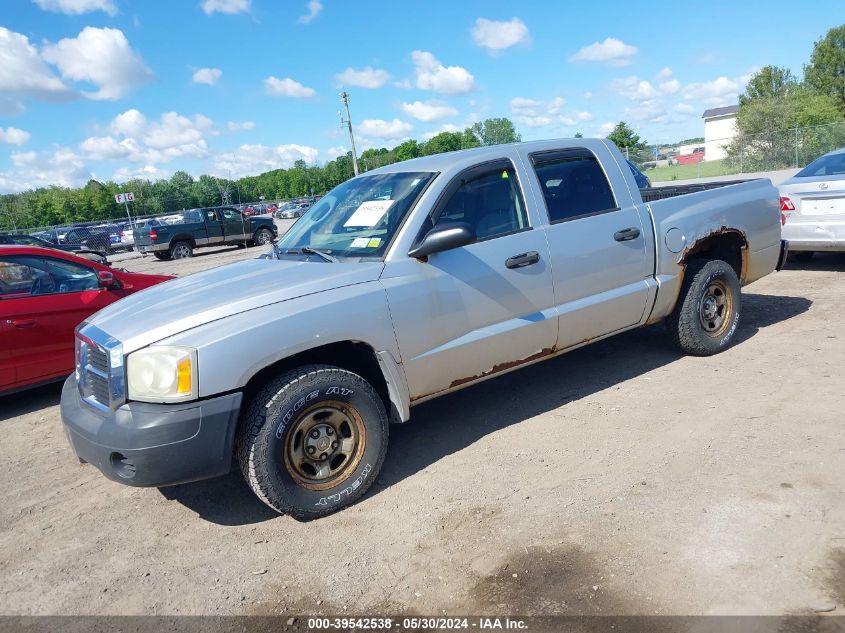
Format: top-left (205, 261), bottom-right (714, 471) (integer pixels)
top-left (61, 139), bottom-right (788, 519)
top-left (134, 206), bottom-right (277, 259)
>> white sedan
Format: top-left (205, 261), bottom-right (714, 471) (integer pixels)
top-left (779, 147), bottom-right (845, 261)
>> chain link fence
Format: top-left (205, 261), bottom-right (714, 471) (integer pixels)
top-left (623, 120), bottom-right (845, 182)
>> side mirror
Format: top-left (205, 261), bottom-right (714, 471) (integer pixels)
top-left (408, 222), bottom-right (476, 260)
top-left (98, 270), bottom-right (116, 288)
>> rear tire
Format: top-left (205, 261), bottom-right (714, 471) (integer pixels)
top-left (154, 252), bottom-right (171, 261)
top-left (170, 240), bottom-right (193, 259)
top-left (236, 365), bottom-right (388, 520)
top-left (668, 259), bottom-right (741, 356)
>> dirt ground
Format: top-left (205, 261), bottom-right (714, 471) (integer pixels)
top-left (1, 246), bottom-right (843, 617)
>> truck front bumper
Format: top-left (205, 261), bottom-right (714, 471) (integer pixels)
top-left (60, 375), bottom-right (242, 487)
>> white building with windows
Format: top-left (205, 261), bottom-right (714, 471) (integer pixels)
top-left (702, 105), bottom-right (739, 161)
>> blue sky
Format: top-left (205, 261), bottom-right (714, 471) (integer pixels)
top-left (0, 0), bottom-right (841, 192)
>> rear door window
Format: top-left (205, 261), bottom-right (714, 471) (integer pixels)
top-left (531, 150), bottom-right (618, 223)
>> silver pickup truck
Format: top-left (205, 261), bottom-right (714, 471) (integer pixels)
top-left (61, 138), bottom-right (788, 519)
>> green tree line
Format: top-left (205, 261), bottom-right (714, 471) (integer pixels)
top-left (0, 118), bottom-right (520, 231)
top-left (725, 24), bottom-right (845, 170)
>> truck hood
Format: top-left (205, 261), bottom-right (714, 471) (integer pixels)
top-left (87, 258), bottom-right (385, 353)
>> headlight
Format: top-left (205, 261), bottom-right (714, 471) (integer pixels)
top-left (127, 346), bottom-right (198, 403)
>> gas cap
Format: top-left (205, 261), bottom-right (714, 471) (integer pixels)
top-left (665, 228), bottom-right (686, 253)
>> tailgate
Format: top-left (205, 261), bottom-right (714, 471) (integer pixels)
top-left (134, 224), bottom-right (153, 247)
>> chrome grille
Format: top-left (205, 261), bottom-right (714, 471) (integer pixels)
top-left (87, 345), bottom-right (109, 374)
top-left (89, 372), bottom-right (111, 404)
top-left (76, 324), bottom-right (125, 413)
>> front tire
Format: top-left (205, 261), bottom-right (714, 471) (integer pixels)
top-left (252, 228), bottom-right (274, 246)
top-left (668, 259), bottom-right (741, 356)
top-left (236, 365), bottom-right (388, 520)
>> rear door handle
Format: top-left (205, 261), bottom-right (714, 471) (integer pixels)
top-left (8, 319), bottom-right (37, 328)
top-left (505, 251), bottom-right (540, 269)
top-left (613, 227), bottom-right (641, 242)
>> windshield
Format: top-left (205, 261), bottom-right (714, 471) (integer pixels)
top-left (796, 152), bottom-right (845, 178)
top-left (275, 171), bottom-right (436, 259)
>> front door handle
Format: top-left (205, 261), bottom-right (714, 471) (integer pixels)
top-left (8, 319), bottom-right (37, 328)
top-left (505, 251), bottom-right (540, 269)
top-left (613, 227), bottom-right (641, 242)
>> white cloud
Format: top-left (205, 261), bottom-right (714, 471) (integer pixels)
top-left (674, 103), bottom-right (695, 115)
top-left (471, 17), bottom-right (529, 52)
top-left (422, 123), bottom-right (462, 140)
top-left (510, 97), bottom-right (543, 111)
top-left (510, 95), bottom-right (586, 128)
top-left (0, 27), bottom-right (73, 103)
top-left (113, 164), bottom-right (169, 182)
top-left (514, 115), bottom-right (552, 128)
top-left (334, 66), bottom-right (390, 89)
top-left (211, 144), bottom-right (319, 179)
top-left (297, 0), bottom-right (322, 24)
top-left (583, 91), bottom-right (593, 99)
top-left (682, 76), bottom-right (739, 106)
top-left (226, 120), bottom-right (255, 132)
top-left (32, 0), bottom-right (117, 14)
top-left (111, 108), bottom-right (147, 137)
top-left (611, 76), bottom-right (659, 101)
top-left (623, 101), bottom-right (668, 124)
top-left (42, 27), bottom-right (152, 100)
top-left (659, 79), bottom-right (680, 94)
top-left (84, 109), bottom-right (216, 165)
top-left (657, 67), bottom-right (673, 80)
top-left (401, 100), bottom-right (459, 122)
top-left (358, 118), bottom-right (413, 140)
top-left (192, 67), bottom-right (222, 85)
top-left (201, 0), bottom-right (250, 15)
top-left (0, 126), bottom-right (31, 146)
top-left (326, 146), bottom-right (347, 160)
top-left (79, 135), bottom-right (140, 160)
top-left (412, 50), bottom-right (475, 95)
top-left (570, 37), bottom-right (637, 67)
top-left (596, 122), bottom-right (615, 136)
top-left (264, 76), bottom-right (316, 97)
top-left (0, 147), bottom-right (92, 193)
top-left (142, 112), bottom-right (214, 150)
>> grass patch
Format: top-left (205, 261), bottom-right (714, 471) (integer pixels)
top-left (647, 159), bottom-right (737, 183)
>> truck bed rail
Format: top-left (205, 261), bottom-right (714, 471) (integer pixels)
top-left (641, 179), bottom-right (758, 203)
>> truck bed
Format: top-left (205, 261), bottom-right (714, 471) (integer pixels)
top-left (640, 179), bottom-right (757, 202)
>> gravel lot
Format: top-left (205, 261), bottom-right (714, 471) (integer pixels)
top-left (1, 242), bottom-right (843, 617)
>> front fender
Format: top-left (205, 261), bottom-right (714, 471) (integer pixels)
top-left (159, 281), bottom-right (405, 404)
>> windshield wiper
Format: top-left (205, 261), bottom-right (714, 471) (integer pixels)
top-left (279, 246), bottom-right (338, 262)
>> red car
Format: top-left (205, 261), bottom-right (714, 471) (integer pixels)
top-left (0, 246), bottom-right (173, 395)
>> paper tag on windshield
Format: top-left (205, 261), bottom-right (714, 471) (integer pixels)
top-left (344, 200), bottom-right (394, 227)
top-left (350, 237), bottom-right (369, 248)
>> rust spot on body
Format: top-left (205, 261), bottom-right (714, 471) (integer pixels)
top-left (448, 346), bottom-right (556, 389)
top-left (411, 346), bottom-right (557, 402)
top-left (678, 226), bottom-right (749, 284)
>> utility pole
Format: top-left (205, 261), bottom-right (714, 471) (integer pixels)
top-left (339, 91), bottom-right (360, 176)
